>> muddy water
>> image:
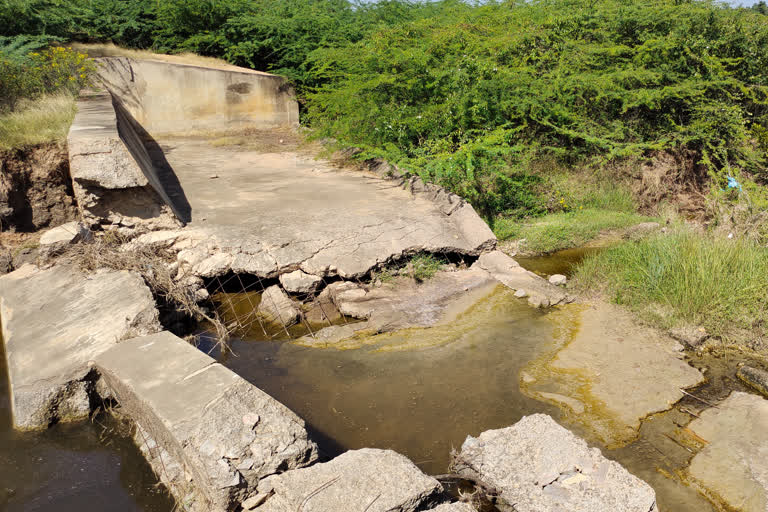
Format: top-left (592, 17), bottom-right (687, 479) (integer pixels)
top-left (515, 246), bottom-right (603, 277)
top-left (205, 284), bottom-right (715, 512)
top-left (0, 340), bottom-right (174, 512)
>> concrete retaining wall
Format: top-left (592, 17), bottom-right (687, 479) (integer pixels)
top-left (96, 57), bottom-right (299, 134)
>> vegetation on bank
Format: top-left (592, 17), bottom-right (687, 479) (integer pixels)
top-left (0, 38), bottom-right (94, 149)
top-left (574, 229), bottom-right (768, 342)
top-left (0, 93), bottom-right (76, 151)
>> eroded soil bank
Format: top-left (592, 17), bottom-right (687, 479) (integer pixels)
top-left (0, 143), bottom-right (76, 232)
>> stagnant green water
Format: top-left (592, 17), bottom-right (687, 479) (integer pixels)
top-left (0, 340), bottom-right (174, 512)
top-left (197, 282), bottom-right (717, 512)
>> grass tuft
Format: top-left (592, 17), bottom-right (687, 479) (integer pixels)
top-left (0, 93), bottom-right (76, 150)
top-left (410, 253), bottom-right (445, 281)
top-left (574, 229), bottom-right (768, 341)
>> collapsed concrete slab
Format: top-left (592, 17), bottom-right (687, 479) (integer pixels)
top-left (127, 137), bottom-right (496, 281)
top-left (685, 391), bottom-right (768, 512)
top-left (472, 250), bottom-right (568, 306)
top-left (252, 448), bottom-right (442, 511)
top-left (453, 414), bottom-right (658, 512)
top-left (296, 269), bottom-right (499, 346)
top-left (92, 331), bottom-right (318, 512)
top-left (521, 302), bottom-right (704, 446)
top-left (0, 264), bottom-right (160, 430)
top-left (67, 90), bottom-right (181, 229)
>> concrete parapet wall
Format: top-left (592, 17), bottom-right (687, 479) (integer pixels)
top-left (96, 57), bottom-right (299, 134)
top-left (67, 90), bottom-right (180, 229)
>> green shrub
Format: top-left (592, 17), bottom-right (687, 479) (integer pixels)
top-left (0, 42), bottom-right (95, 111)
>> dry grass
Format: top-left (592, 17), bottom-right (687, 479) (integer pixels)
top-left (0, 93), bottom-right (76, 150)
top-left (72, 42), bottom-right (271, 75)
top-left (55, 232), bottom-right (230, 348)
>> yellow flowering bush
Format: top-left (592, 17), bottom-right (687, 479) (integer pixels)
top-left (0, 46), bottom-right (95, 111)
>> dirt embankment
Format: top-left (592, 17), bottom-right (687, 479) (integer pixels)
top-left (0, 143), bottom-right (76, 232)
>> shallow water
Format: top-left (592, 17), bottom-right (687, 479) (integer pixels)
top-left (0, 340), bottom-right (174, 512)
top-left (206, 285), bottom-right (715, 512)
top-left (515, 246), bottom-right (603, 277)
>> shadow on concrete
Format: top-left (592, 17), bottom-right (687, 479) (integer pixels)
top-left (111, 96), bottom-right (192, 224)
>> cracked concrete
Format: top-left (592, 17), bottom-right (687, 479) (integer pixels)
top-left (129, 138), bottom-right (496, 280)
top-left (93, 331), bottom-right (318, 512)
top-left (454, 414), bottom-right (658, 512)
top-left (0, 264), bottom-right (161, 430)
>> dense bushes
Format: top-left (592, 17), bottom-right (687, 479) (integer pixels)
top-left (304, 0), bottom-right (768, 217)
top-left (3, 0), bottom-right (768, 218)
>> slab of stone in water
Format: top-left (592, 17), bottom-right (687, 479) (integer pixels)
top-left (254, 448), bottom-right (442, 511)
top-left (93, 331), bottom-right (318, 512)
top-left (522, 302), bottom-right (704, 446)
top-left (685, 391), bottom-right (768, 512)
top-left (0, 264), bottom-right (161, 429)
top-left (454, 414), bottom-right (658, 512)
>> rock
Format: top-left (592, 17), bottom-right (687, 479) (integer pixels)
top-left (279, 269), bottom-right (321, 295)
top-left (94, 331), bottom-right (318, 511)
top-left (686, 391), bottom-right (768, 512)
top-left (0, 264), bottom-right (161, 430)
top-left (426, 503), bottom-right (476, 512)
top-left (298, 270), bottom-right (499, 345)
top-left (668, 325), bottom-right (709, 349)
top-left (473, 251), bottom-right (567, 306)
top-left (548, 274), bottom-right (567, 286)
top-left (258, 285), bottom-right (300, 327)
top-left (527, 294), bottom-right (550, 308)
top-left (39, 221), bottom-right (92, 246)
top-left (453, 414), bottom-right (658, 512)
top-left (255, 448), bottom-right (442, 511)
top-left (737, 365), bottom-right (768, 398)
top-left (242, 492), bottom-right (269, 510)
top-left (514, 288), bottom-right (528, 298)
top-left (522, 302), bottom-right (704, 445)
top-left (0, 248), bottom-right (12, 275)
top-left (11, 246), bottom-right (38, 269)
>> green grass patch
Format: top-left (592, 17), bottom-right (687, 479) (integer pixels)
top-left (494, 209), bottom-right (653, 254)
top-left (0, 93), bottom-right (76, 150)
top-left (574, 229), bottom-right (768, 340)
top-left (410, 253), bottom-right (445, 281)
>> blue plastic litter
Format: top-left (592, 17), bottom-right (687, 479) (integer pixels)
top-left (726, 176), bottom-right (742, 191)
